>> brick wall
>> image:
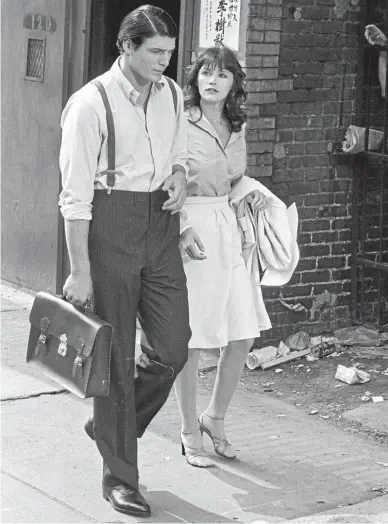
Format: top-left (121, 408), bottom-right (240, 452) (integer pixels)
top-left (245, 0), bottom-right (363, 342)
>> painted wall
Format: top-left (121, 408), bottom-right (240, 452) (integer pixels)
top-left (1, 0), bottom-right (89, 292)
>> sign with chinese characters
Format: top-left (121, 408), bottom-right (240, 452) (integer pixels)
top-left (199, 0), bottom-right (241, 51)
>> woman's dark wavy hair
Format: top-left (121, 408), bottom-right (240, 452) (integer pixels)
top-left (184, 46), bottom-right (247, 132)
top-left (117, 5), bottom-right (177, 53)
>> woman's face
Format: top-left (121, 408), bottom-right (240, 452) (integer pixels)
top-left (197, 64), bottom-right (234, 104)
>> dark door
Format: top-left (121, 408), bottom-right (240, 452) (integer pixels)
top-left (88, 0), bottom-right (184, 81)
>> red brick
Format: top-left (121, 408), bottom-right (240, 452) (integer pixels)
top-left (278, 90), bottom-right (309, 103)
top-left (277, 116), bottom-right (309, 129)
top-left (304, 193), bottom-right (332, 206)
top-left (294, 129), bottom-right (324, 142)
top-left (332, 242), bottom-right (352, 255)
top-left (298, 258), bottom-right (317, 271)
top-left (301, 244), bottom-right (330, 258)
top-left (301, 270), bottom-right (331, 284)
top-left (311, 231), bottom-right (338, 243)
top-left (305, 142), bottom-right (329, 154)
top-left (317, 256), bottom-right (347, 269)
top-left (305, 167), bottom-right (333, 180)
top-left (301, 219), bottom-right (331, 232)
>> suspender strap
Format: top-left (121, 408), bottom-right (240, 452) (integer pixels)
top-left (166, 77), bottom-right (178, 115)
top-left (90, 77), bottom-right (177, 195)
top-left (91, 79), bottom-right (116, 194)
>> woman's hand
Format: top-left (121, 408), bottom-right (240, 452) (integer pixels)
top-left (180, 227), bottom-right (207, 260)
top-left (245, 190), bottom-right (268, 211)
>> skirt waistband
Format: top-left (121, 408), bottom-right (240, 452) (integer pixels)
top-left (184, 195), bottom-right (229, 206)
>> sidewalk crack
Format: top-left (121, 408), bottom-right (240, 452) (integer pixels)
top-left (1, 389), bottom-right (69, 402)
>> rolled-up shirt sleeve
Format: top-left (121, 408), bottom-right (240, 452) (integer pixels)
top-left (170, 83), bottom-right (188, 177)
top-left (59, 95), bottom-right (101, 221)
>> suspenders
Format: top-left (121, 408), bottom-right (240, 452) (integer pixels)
top-left (91, 77), bottom-right (178, 195)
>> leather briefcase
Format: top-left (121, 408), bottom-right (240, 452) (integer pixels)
top-left (26, 291), bottom-right (113, 398)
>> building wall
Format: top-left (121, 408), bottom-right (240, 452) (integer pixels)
top-left (245, 0), bottom-right (363, 341)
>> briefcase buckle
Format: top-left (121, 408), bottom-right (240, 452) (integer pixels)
top-left (72, 343), bottom-right (86, 379)
top-left (35, 317), bottom-right (50, 356)
top-left (58, 334), bottom-right (68, 356)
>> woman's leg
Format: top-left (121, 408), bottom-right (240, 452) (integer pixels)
top-left (202, 338), bottom-right (254, 439)
top-left (174, 349), bottom-right (201, 435)
top-left (174, 349), bottom-right (214, 467)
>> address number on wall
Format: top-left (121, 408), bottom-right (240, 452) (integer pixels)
top-left (23, 13), bottom-right (57, 33)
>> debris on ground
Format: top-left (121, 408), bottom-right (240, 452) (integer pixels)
top-left (308, 409), bottom-right (318, 415)
top-left (335, 364), bottom-right (371, 385)
top-left (310, 340), bottom-right (336, 359)
top-left (285, 331), bottom-right (310, 351)
top-left (261, 348), bottom-right (311, 369)
top-left (275, 368), bottom-right (283, 373)
top-left (334, 325), bottom-right (383, 347)
top-left (371, 487), bottom-right (388, 495)
top-left (277, 341), bottom-right (290, 357)
top-left (246, 346), bottom-right (278, 369)
top-left (375, 462), bottom-right (388, 468)
top-left (372, 396), bottom-right (385, 403)
top-left (360, 391), bottom-right (372, 402)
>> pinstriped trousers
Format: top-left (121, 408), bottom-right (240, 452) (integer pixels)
top-left (89, 190), bottom-right (191, 490)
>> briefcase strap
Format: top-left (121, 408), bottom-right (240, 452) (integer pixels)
top-left (91, 79), bottom-right (116, 195)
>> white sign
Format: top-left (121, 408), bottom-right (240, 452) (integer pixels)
top-left (199, 0), bottom-right (241, 51)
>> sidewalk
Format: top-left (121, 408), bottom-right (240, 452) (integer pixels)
top-left (1, 281), bottom-right (388, 523)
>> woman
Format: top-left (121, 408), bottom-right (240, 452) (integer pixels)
top-left (176, 46), bottom-right (270, 468)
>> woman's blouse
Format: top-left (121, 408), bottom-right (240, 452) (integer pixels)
top-left (186, 108), bottom-right (246, 198)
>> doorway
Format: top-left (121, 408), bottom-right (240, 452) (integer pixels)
top-left (88, 0), bottom-right (183, 82)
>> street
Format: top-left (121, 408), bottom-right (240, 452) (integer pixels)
top-left (1, 283), bottom-right (388, 523)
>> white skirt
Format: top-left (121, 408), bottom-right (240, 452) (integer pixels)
top-left (182, 195), bottom-right (262, 349)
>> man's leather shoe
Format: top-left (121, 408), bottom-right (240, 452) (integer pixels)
top-left (102, 484), bottom-right (151, 517)
top-left (84, 417), bottom-right (94, 441)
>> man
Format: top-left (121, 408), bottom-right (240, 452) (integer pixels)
top-left (59, 5), bottom-right (191, 517)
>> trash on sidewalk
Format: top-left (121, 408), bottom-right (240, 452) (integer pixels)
top-left (334, 325), bottom-right (383, 347)
top-left (372, 396), bottom-right (384, 403)
top-left (371, 487), bottom-right (388, 495)
top-left (310, 340), bottom-right (336, 359)
top-left (335, 364), bottom-right (371, 385)
top-left (360, 391), bottom-right (372, 402)
top-left (261, 348), bottom-right (311, 370)
top-left (277, 341), bottom-right (290, 357)
top-left (285, 331), bottom-right (310, 351)
top-left (246, 346), bottom-right (277, 370)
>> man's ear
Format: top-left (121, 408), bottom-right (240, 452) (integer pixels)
top-left (122, 40), bottom-right (132, 55)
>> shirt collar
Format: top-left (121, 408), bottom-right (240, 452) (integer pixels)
top-left (186, 107), bottom-right (244, 147)
top-left (111, 57), bottom-right (164, 105)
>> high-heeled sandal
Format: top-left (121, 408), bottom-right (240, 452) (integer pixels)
top-left (180, 431), bottom-right (214, 468)
top-left (198, 413), bottom-right (237, 459)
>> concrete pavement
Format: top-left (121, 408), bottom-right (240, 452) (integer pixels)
top-left (1, 281), bottom-right (388, 523)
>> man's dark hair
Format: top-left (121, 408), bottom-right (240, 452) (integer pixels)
top-left (117, 5), bottom-right (177, 53)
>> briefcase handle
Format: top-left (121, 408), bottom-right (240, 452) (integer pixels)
top-left (48, 290), bottom-right (94, 314)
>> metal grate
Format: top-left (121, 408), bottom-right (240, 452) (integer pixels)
top-left (25, 37), bottom-right (45, 81)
